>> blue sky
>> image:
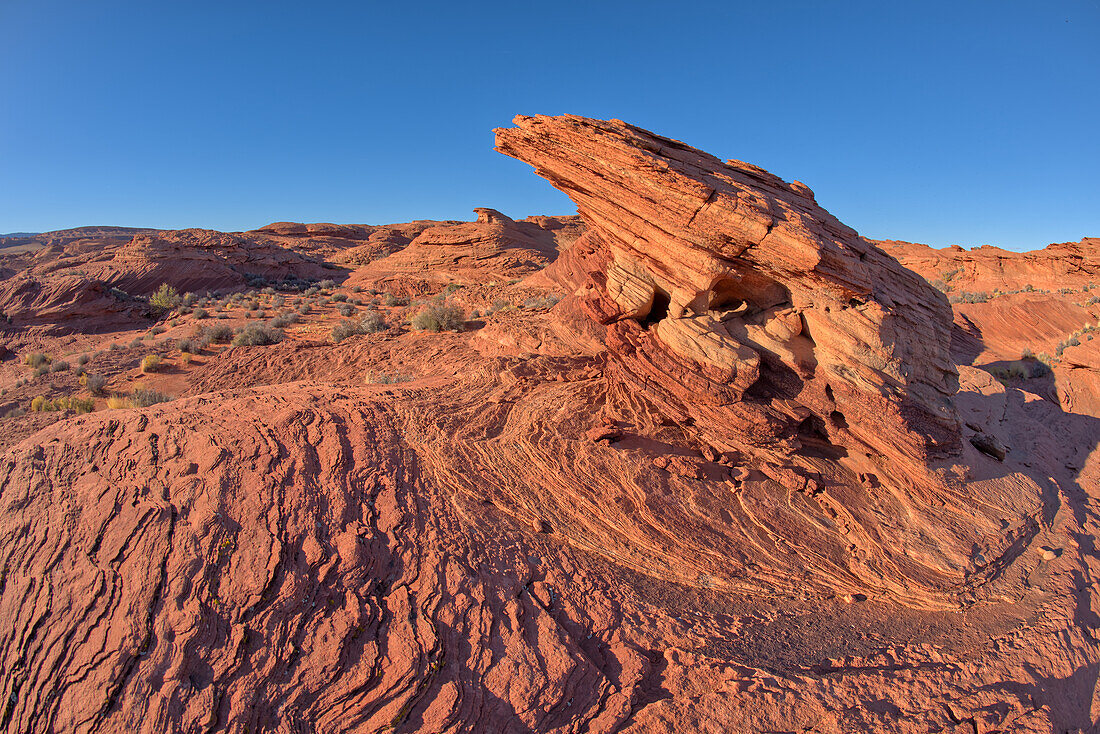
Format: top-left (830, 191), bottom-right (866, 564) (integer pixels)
top-left (1, 1), bottom-right (1097, 251)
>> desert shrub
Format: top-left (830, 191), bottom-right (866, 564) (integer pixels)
top-left (318, 279), bottom-right (336, 290)
top-left (181, 292), bottom-right (196, 307)
top-left (149, 283), bottom-right (181, 310)
top-left (360, 311), bottom-right (386, 333)
top-left (337, 303), bottom-right (356, 317)
top-left (410, 302), bottom-right (465, 332)
top-left (129, 388), bottom-right (171, 408)
top-left (141, 354), bottom-right (162, 373)
top-left (950, 291), bottom-right (989, 304)
top-left (193, 307), bottom-right (209, 320)
top-left (331, 319), bottom-right (363, 343)
top-left (331, 312), bottom-right (387, 343)
top-left (30, 395), bottom-right (95, 414)
top-left (1025, 359), bottom-right (1053, 378)
top-left (988, 363), bottom-right (1026, 381)
top-left (272, 296), bottom-right (285, 308)
top-left (50, 360), bottom-right (70, 372)
top-left (303, 286), bottom-right (320, 296)
top-left (106, 395), bottom-right (129, 409)
top-left (382, 292), bottom-right (407, 307)
top-left (523, 295), bottom-right (562, 310)
top-left (129, 337), bottom-right (142, 348)
top-left (365, 371), bottom-right (410, 384)
top-left (176, 338), bottom-right (197, 353)
top-left (203, 324), bottom-right (234, 343)
top-left (34, 366), bottom-right (49, 378)
top-left (232, 322), bottom-right (284, 346)
top-left (77, 354), bottom-right (90, 365)
top-left (82, 373), bottom-right (108, 395)
top-left (269, 312), bottom-right (300, 329)
top-left (443, 283), bottom-right (462, 295)
top-left (23, 352), bottom-right (48, 369)
top-left (351, 285), bottom-right (363, 293)
top-left (180, 352), bottom-right (193, 365)
top-left (332, 293), bottom-right (348, 303)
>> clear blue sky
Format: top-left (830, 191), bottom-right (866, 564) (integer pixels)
top-left (1, 1), bottom-right (1097, 251)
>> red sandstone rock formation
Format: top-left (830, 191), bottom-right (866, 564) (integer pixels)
top-left (496, 114), bottom-right (961, 472)
top-left (882, 237), bottom-right (1100, 295)
top-left (884, 238), bottom-right (1100, 419)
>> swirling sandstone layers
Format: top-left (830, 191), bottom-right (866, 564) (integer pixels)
top-left (1, 355), bottom-right (1098, 732)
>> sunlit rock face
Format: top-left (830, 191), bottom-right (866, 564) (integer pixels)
top-left (496, 114), bottom-right (962, 467)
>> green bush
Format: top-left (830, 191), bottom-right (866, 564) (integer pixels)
top-left (149, 283), bottom-right (181, 310)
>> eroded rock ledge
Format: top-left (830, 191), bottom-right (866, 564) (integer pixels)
top-left (496, 114), bottom-right (961, 468)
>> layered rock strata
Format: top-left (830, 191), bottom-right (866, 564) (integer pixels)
top-left (496, 114), bottom-right (962, 469)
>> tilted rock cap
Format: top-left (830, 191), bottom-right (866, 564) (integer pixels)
top-left (496, 114), bottom-right (960, 462)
